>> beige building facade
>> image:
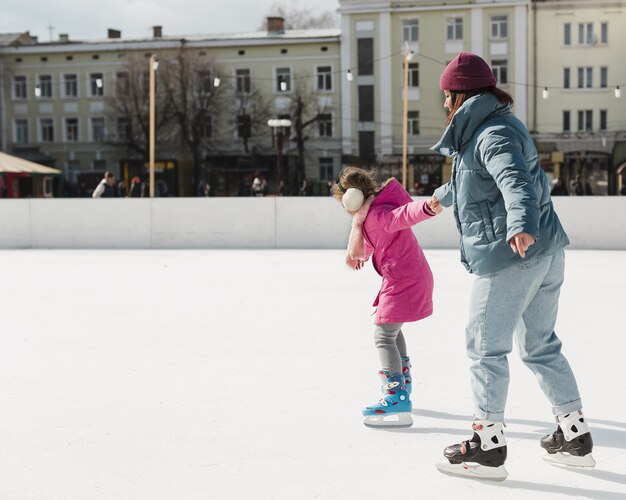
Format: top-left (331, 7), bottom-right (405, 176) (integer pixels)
top-left (338, 0), bottom-right (530, 194)
top-left (0, 23), bottom-right (342, 196)
top-left (531, 0), bottom-right (626, 195)
top-left (1, 1), bottom-right (625, 197)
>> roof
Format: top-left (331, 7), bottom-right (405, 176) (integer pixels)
top-left (0, 151), bottom-right (62, 175)
top-left (0, 32), bottom-right (38, 47)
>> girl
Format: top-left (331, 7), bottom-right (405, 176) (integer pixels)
top-left (332, 167), bottom-right (441, 428)
top-left (430, 52), bottom-right (595, 481)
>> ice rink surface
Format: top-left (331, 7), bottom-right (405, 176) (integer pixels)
top-left (1, 249), bottom-right (625, 499)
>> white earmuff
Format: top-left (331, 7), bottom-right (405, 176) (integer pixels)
top-left (342, 188), bottom-right (365, 212)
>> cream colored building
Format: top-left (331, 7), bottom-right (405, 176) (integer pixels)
top-left (0, 22), bottom-right (341, 196)
top-left (532, 0), bottom-right (626, 195)
top-left (338, 0), bottom-right (530, 194)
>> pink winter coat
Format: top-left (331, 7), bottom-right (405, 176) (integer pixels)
top-left (362, 179), bottom-right (435, 324)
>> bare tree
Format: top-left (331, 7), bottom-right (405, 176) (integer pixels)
top-left (233, 80), bottom-right (273, 155)
top-left (287, 71), bottom-right (325, 194)
top-left (160, 49), bottom-right (230, 194)
top-left (261, 1), bottom-right (338, 30)
top-left (105, 54), bottom-right (174, 162)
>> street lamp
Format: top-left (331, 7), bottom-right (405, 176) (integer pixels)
top-left (402, 43), bottom-right (414, 190)
top-left (149, 54), bottom-right (158, 198)
top-left (268, 118), bottom-right (292, 194)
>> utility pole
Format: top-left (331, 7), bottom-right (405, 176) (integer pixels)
top-left (402, 43), bottom-right (414, 190)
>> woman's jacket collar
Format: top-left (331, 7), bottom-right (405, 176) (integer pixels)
top-left (431, 92), bottom-right (511, 157)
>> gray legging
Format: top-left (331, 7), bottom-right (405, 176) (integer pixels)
top-left (374, 323), bottom-right (406, 374)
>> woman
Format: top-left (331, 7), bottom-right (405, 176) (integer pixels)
top-left (430, 52), bottom-right (594, 480)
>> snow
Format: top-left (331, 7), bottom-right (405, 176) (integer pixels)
top-left (0, 249), bottom-right (624, 499)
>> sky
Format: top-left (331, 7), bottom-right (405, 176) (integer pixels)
top-left (0, 0), bottom-right (341, 41)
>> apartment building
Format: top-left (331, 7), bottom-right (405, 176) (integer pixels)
top-left (0, 21), bottom-right (341, 196)
top-left (338, 0), bottom-right (530, 195)
top-left (532, 0), bottom-right (626, 195)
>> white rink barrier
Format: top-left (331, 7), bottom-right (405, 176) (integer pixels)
top-left (0, 197), bottom-right (624, 250)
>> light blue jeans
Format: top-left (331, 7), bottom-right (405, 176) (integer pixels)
top-left (466, 248), bottom-right (582, 422)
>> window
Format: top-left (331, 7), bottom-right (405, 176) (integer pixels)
top-left (15, 119), bottom-right (28, 144)
top-left (600, 67), bottom-right (608, 88)
top-left (93, 159), bottom-right (107, 171)
top-left (237, 113), bottom-right (251, 138)
top-left (577, 110), bottom-right (592, 131)
top-left (407, 111), bottom-right (420, 135)
top-left (490, 15), bottom-right (508, 39)
top-left (564, 23), bottom-right (571, 46)
top-left (199, 71), bottom-right (212, 93)
top-left (116, 72), bottom-right (129, 96)
top-left (91, 117), bottom-right (105, 142)
top-left (358, 85), bottom-right (374, 122)
top-left (13, 76), bottom-right (27, 99)
top-left (63, 74), bottom-right (77, 97)
top-left (236, 69), bottom-right (251, 93)
top-left (89, 73), bottom-right (104, 97)
top-left (201, 116), bottom-right (212, 139)
top-left (357, 38), bottom-right (374, 75)
top-left (408, 63), bottom-right (419, 87)
top-left (318, 113), bottom-right (333, 137)
top-left (577, 67), bottom-right (592, 88)
top-left (601, 22), bottom-right (608, 44)
top-left (40, 118), bottom-right (54, 142)
top-left (491, 60), bottom-right (508, 85)
top-left (600, 110), bottom-right (607, 131)
top-left (403, 19), bottom-right (418, 42)
top-left (563, 111), bottom-right (570, 132)
top-left (117, 118), bottom-right (130, 141)
top-left (65, 118), bottom-right (79, 142)
top-left (316, 66), bottom-right (332, 91)
top-left (276, 67), bottom-right (291, 92)
top-left (563, 68), bottom-right (571, 89)
top-left (319, 157), bottom-right (334, 181)
top-left (38, 75), bottom-right (52, 98)
top-left (446, 17), bottom-right (463, 40)
top-left (358, 131), bottom-right (375, 162)
top-left (578, 23), bottom-right (593, 45)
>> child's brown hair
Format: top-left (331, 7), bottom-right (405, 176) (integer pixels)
top-left (331, 167), bottom-right (382, 203)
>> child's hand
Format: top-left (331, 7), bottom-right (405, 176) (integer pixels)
top-left (346, 255), bottom-right (365, 270)
top-left (428, 196), bottom-right (443, 214)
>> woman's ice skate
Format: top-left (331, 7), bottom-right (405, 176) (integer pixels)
top-left (541, 410), bottom-right (595, 469)
top-left (436, 420), bottom-right (508, 481)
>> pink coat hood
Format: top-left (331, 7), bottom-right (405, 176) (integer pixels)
top-left (362, 179), bottom-right (435, 324)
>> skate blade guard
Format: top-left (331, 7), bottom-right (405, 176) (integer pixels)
top-left (436, 462), bottom-right (508, 481)
top-left (543, 452), bottom-right (596, 469)
top-left (363, 412), bottom-right (413, 428)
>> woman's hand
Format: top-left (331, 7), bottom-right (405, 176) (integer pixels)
top-left (510, 232), bottom-right (536, 258)
top-left (428, 196), bottom-right (443, 214)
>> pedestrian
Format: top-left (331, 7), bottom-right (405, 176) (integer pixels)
top-left (332, 167), bottom-right (441, 428)
top-left (431, 52), bottom-right (595, 481)
top-left (299, 178), bottom-right (309, 196)
top-left (550, 177), bottom-right (569, 196)
top-left (129, 177), bottom-right (142, 198)
top-left (117, 179), bottom-right (127, 197)
top-left (92, 171), bottom-right (118, 198)
top-left (251, 177), bottom-right (263, 197)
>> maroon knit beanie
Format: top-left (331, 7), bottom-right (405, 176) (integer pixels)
top-left (439, 52), bottom-right (496, 91)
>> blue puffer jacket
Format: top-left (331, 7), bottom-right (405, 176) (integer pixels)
top-left (432, 92), bottom-right (569, 276)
